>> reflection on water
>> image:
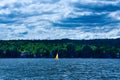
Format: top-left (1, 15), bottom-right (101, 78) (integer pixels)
top-left (0, 59), bottom-right (120, 80)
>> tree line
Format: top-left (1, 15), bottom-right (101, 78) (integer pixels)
top-left (0, 39), bottom-right (120, 58)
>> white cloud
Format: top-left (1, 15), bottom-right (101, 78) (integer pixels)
top-left (0, 23), bottom-right (120, 40)
top-left (0, 0), bottom-right (16, 7)
top-left (0, 8), bottom-right (11, 15)
top-left (108, 11), bottom-right (120, 20)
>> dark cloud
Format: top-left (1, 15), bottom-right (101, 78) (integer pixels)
top-left (74, 3), bottom-right (120, 12)
top-left (52, 14), bottom-right (119, 28)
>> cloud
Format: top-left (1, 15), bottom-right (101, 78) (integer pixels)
top-left (108, 11), bottom-right (120, 20)
top-left (0, 0), bottom-right (120, 40)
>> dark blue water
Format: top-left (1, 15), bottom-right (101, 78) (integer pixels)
top-left (0, 59), bottom-right (120, 80)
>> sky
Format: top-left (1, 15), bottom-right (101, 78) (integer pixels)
top-left (0, 0), bottom-right (120, 40)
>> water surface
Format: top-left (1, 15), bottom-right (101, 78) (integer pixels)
top-left (0, 59), bottom-right (120, 80)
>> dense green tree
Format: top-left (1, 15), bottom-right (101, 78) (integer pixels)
top-left (0, 39), bottom-right (119, 58)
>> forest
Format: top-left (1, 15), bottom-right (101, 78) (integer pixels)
top-left (0, 38), bottom-right (120, 58)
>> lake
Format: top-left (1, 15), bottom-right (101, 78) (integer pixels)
top-left (0, 59), bottom-right (120, 80)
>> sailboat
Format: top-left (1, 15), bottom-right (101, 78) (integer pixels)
top-left (55, 53), bottom-right (59, 60)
